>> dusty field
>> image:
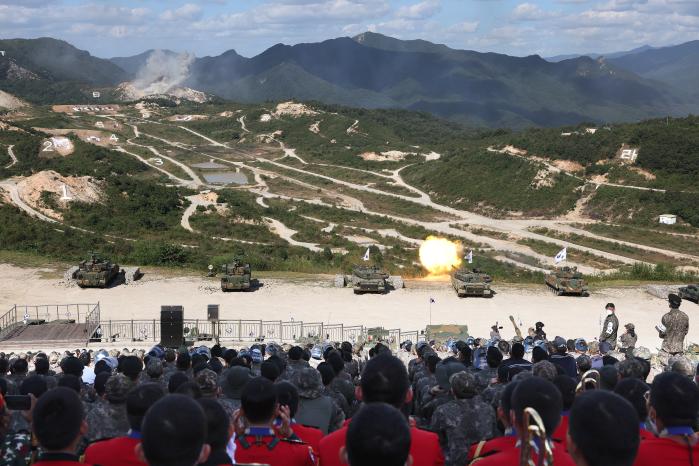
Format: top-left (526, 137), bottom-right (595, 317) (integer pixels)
top-left (0, 264), bottom-right (692, 351)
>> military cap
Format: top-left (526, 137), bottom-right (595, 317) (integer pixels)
top-left (250, 348), bottom-right (263, 364)
top-left (291, 368), bottom-right (323, 399)
top-left (148, 346), bottom-right (165, 360)
top-left (310, 346), bottom-right (323, 360)
top-left (221, 366), bottom-right (252, 398)
top-left (436, 361), bottom-right (467, 390)
top-left (668, 293), bottom-right (682, 308)
top-left (535, 321), bottom-right (544, 329)
top-left (146, 358), bottom-right (163, 378)
top-left (553, 336), bottom-right (567, 350)
top-left (195, 369), bottom-right (219, 396)
top-left (624, 323), bottom-right (635, 331)
top-left (574, 338), bottom-right (588, 352)
top-left (605, 303), bottom-right (615, 309)
top-left (449, 371), bottom-right (477, 398)
top-left (105, 374), bottom-right (135, 403)
top-left (633, 346), bottom-right (651, 360)
top-left (668, 356), bottom-right (695, 378)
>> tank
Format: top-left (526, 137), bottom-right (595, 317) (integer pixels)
top-left (352, 265), bottom-right (388, 293)
top-left (220, 260), bottom-right (251, 291)
top-left (426, 324), bottom-right (470, 347)
top-left (545, 266), bottom-right (589, 296)
top-left (679, 284), bottom-right (699, 303)
top-left (451, 268), bottom-right (493, 298)
top-left (74, 252), bottom-right (120, 288)
top-left (334, 265), bottom-right (403, 294)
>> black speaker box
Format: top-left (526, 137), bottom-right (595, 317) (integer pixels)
top-left (207, 304), bottom-right (219, 322)
top-left (161, 306), bottom-right (184, 348)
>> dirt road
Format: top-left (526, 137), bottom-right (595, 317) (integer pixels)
top-left (0, 264), bottom-right (690, 351)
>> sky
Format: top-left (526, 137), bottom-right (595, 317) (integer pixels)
top-left (0, 0), bottom-right (697, 59)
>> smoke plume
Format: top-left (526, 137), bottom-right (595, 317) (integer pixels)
top-left (132, 50), bottom-right (194, 95)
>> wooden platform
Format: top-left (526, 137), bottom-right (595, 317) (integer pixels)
top-left (1, 322), bottom-right (90, 346)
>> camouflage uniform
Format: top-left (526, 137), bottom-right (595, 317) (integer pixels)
top-left (474, 366), bottom-right (497, 393)
top-left (0, 432), bottom-right (32, 466)
top-left (619, 326), bottom-right (638, 356)
top-left (329, 376), bottom-right (355, 408)
top-left (658, 307), bottom-right (689, 367)
top-left (291, 368), bottom-right (344, 434)
top-left (85, 374), bottom-right (133, 442)
top-left (430, 372), bottom-right (497, 466)
top-left (322, 386), bottom-right (350, 417)
top-left (281, 359), bottom-right (309, 381)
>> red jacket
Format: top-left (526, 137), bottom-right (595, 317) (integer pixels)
top-left (468, 435), bottom-right (517, 462)
top-left (84, 436), bottom-right (145, 466)
top-left (472, 441), bottom-right (576, 466)
top-left (639, 428), bottom-right (655, 442)
top-left (634, 436), bottom-right (699, 466)
top-left (234, 429), bottom-right (316, 466)
top-left (552, 413), bottom-right (569, 450)
top-left (292, 423), bottom-right (324, 454)
top-left (318, 417), bottom-right (443, 466)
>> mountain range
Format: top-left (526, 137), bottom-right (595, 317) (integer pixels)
top-left (1, 33), bottom-right (699, 128)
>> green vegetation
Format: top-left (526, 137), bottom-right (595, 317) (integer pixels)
top-left (584, 186), bottom-right (699, 228)
top-left (517, 238), bottom-right (624, 269)
top-left (403, 149), bottom-right (582, 217)
top-left (578, 223), bottom-right (699, 256)
top-left (530, 227), bottom-right (692, 267)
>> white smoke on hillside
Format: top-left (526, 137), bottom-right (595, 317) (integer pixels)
top-left (132, 50), bottom-right (194, 95)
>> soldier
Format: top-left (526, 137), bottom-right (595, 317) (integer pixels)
top-left (568, 391), bottom-right (640, 466)
top-left (619, 323), bottom-right (638, 356)
top-left (31, 388), bottom-right (91, 466)
top-left (85, 374), bottom-right (133, 443)
top-left (475, 347), bottom-right (502, 393)
top-left (430, 371), bottom-right (497, 466)
top-left (600, 303), bottom-right (619, 350)
top-left (84, 383), bottom-right (165, 466)
top-left (220, 366), bottom-right (252, 412)
top-left (233, 378), bottom-right (315, 466)
top-left (657, 294), bottom-right (689, 368)
top-left (534, 321), bottom-right (547, 341)
top-left (291, 368), bottom-right (344, 435)
top-left (281, 346), bottom-right (309, 381)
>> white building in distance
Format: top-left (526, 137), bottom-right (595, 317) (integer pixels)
top-left (659, 214), bottom-right (677, 225)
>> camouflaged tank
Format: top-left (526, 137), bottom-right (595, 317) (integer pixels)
top-left (334, 265), bottom-right (403, 294)
top-left (220, 260), bottom-right (251, 291)
top-left (679, 284), bottom-right (699, 303)
top-left (545, 266), bottom-right (589, 296)
top-left (426, 324), bottom-right (470, 347)
top-left (451, 268), bottom-right (493, 298)
top-left (72, 253), bottom-right (120, 288)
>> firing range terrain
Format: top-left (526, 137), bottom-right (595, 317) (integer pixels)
top-left (0, 92), bottom-right (698, 287)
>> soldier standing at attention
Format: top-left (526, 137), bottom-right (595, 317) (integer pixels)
top-left (600, 303), bottom-right (619, 350)
top-left (657, 294), bottom-right (689, 366)
top-left (534, 322), bottom-right (546, 341)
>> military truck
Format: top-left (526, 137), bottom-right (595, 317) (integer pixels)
top-left (71, 253), bottom-right (120, 288)
top-left (679, 284), bottom-right (699, 303)
top-left (545, 267), bottom-right (589, 296)
top-left (451, 268), bottom-right (493, 298)
top-left (334, 265), bottom-right (403, 294)
top-left (220, 260), bottom-right (252, 291)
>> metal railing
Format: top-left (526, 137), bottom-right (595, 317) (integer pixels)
top-left (0, 304), bottom-right (100, 343)
top-left (93, 318), bottom-right (423, 346)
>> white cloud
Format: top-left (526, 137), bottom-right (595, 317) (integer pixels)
top-left (161, 3), bottom-right (203, 22)
top-left (512, 3), bottom-right (559, 21)
top-left (446, 21), bottom-right (480, 33)
top-left (396, 0), bottom-right (441, 20)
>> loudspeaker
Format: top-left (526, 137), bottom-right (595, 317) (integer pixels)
top-left (207, 304), bottom-right (219, 322)
top-left (161, 306), bottom-right (184, 348)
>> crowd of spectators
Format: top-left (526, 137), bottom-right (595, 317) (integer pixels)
top-left (0, 297), bottom-right (696, 465)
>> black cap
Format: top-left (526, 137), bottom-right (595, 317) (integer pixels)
top-left (605, 303), bottom-right (615, 309)
top-left (668, 294), bottom-right (682, 308)
top-left (535, 321), bottom-right (544, 328)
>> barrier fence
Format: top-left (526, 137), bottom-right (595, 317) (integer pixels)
top-left (94, 319), bottom-right (423, 345)
top-left (1, 304), bottom-right (424, 347)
